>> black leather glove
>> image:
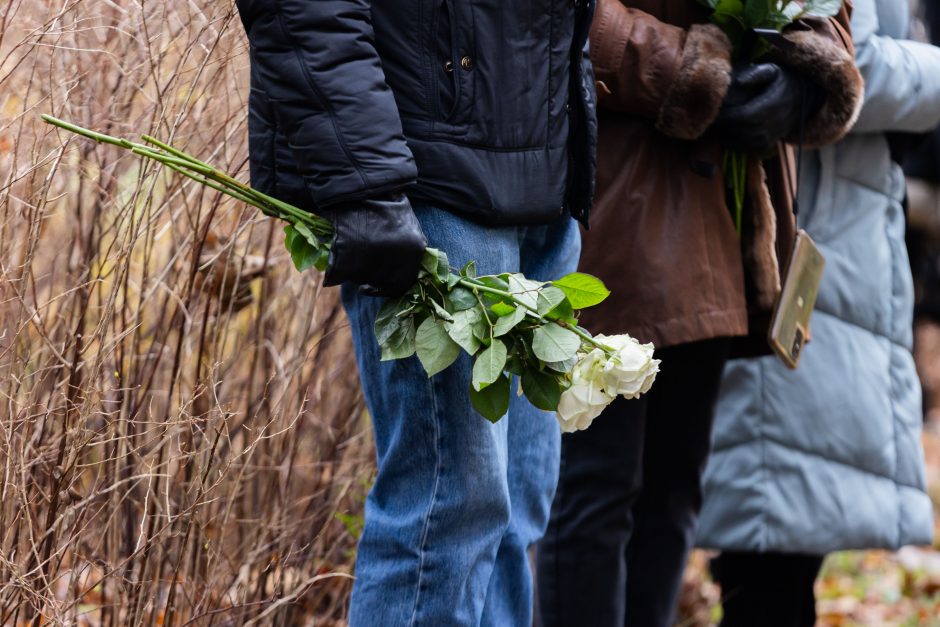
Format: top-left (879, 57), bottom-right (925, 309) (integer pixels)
top-left (714, 62), bottom-right (823, 152)
top-left (323, 194), bottom-right (427, 297)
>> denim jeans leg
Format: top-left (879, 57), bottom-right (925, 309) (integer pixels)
top-left (346, 206), bottom-right (540, 626)
top-left (481, 216), bottom-right (581, 627)
top-left (479, 383), bottom-right (559, 627)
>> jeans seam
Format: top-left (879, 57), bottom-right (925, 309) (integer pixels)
top-left (407, 374), bottom-right (444, 627)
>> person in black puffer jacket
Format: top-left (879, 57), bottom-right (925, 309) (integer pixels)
top-left (234, 2), bottom-right (596, 625)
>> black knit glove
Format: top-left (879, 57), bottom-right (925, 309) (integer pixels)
top-left (323, 194), bottom-right (427, 297)
top-left (714, 62), bottom-right (823, 152)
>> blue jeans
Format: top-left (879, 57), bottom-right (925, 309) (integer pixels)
top-left (343, 205), bottom-right (580, 627)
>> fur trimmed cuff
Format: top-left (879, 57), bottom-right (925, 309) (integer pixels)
top-left (769, 30), bottom-right (864, 148)
top-left (656, 24), bottom-right (733, 140)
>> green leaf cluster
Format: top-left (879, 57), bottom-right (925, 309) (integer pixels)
top-left (696, 0), bottom-right (844, 238)
top-left (36, 118), bottom-right (623, 426)
top-left (373, 248), bottom-right (613, 423)
top-left (284, 223), bottom-right (330, 272)
top-left (696, 0), bottom-right (843, 55)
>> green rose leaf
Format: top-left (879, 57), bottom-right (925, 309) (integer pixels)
top-left (314, 247), bottom-right (330, 272)
top-left (470, 373), bottom-right (511, 423)
top-left (743, 0), bottom-right (769, 28)
top-left (446, 308), bottom-right (483, 355)
top-left (545, 356), bottom-right (578, 373)
top-left (490, 302), bottom-right (516, 317)
top-left (505, 355), bottom-right (526, 376)
top-left (285, 224), bottom-right (321, 272)
top-left (295, 245), bottom-right (320, 272)
top-left (293, 222), bottom-right (319, 246)
top-left (507, 274), bottom-right (544, 311)
top-left (460, 260), bottom-right (477, 278)
top-left (477, 275), bottom-right (511, 293)
top-left (416, 317), bottom-right (461, 377)
top-left (472, 339), bottom-right (508, 391)
top-left (421, 248), bottom-right (451, 282)
top-left (380, 316), bottom-right (417, 361)
top-left (545, 296), bottom-right (576, 324)
top-left (714, 0), bottom-right (744, 16)
top-left (537, 286), bottom-right (568, 316)
top-left (521, 369), bottom-right (563, 412)
top-left (448, 287), bottom-right (478, 312)
top-left (374, 296), bottom-right (407, 345)
top-left (284, 224), bottom-right (299, 251)
top-left (472, 314), bottom-right (491, 343)
top-left (532, 324), bottom-right (581, 362)
top-left (430, 299), bottom-right (454, 323)
top-left (435, 251), bottom-right (451, 282)
top-left (421, 248), bottom-right (441, 275)
top-left (552, 273), bottom-right (611, 309)
top-left (493, 306), bottom-right (527, 337)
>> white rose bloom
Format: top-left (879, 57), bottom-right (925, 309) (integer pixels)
top-left (594, 333), bottom-right (661, 400)
top-left (554, 337), bottom-right (660, 433)
top-left (556, 349), bottom-right (615, 433)
top-left (556, 380), bottom-right (614, 433)
top-left (571, 347), bottom-right (607, 381)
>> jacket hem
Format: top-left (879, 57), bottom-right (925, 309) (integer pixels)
top-left (403, 134), bottom-right (571, 226)
top-left (699, 440), bottom-right (934, 552)
top-left (621, 306), bottom-right (749, 349)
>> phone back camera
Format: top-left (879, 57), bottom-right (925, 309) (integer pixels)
top-left (792, 328), bottom-right (804, 359)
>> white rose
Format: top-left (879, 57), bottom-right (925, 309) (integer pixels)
top-left (571, 347), bottom-right (607, 382)
top-left (554, 337), bottom-right (660, 432)
top-left (594, 334), bottom-right (660, 400)
top-left (556, 380), bottom-right (614, 433)
top-left (556, 349), bottom-right (616, 433)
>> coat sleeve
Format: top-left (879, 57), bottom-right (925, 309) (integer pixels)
top-left (848, 0), bottom-right (940, 134)
top-left (587, 0), bottom-right (862, 145)
top-left (764, 4), bottom-right (864, 148)
top-left (236, 0), bottom-right (417, 209)
top-left (588, 0), bottom-right (734, 140)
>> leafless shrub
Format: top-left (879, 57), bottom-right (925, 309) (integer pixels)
top-left (0, 1), bottom-right (372, 624)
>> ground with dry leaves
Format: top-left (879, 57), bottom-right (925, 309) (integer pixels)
top-left (678, 321), bottom-right (940, 627)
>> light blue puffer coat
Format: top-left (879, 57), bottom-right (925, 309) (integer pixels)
top-left (697, 0), bottom-right (940, 554)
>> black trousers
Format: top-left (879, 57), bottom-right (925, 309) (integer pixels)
top-left (712, 551), bottom-right (825, 627)
top-left (536, 338), bottom-right (731, 627)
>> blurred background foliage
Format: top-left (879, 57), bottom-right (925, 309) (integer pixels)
top-left (0, 1), bottom-right (370, 624)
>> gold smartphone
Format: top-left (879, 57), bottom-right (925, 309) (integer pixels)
top-left (768, 229), bottom-right (826, 370)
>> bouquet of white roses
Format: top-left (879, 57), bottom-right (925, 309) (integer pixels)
top-left (43, 115), bottom-right (659, 432)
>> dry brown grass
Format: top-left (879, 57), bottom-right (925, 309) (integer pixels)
top-left (0, 1), bottom-right (373, 624)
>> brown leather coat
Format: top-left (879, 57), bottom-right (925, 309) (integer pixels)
top-left (579, 0), bottom-right (862, 349)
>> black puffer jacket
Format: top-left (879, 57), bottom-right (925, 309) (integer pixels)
top-left (236, 0), bottom-right (597, 226)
